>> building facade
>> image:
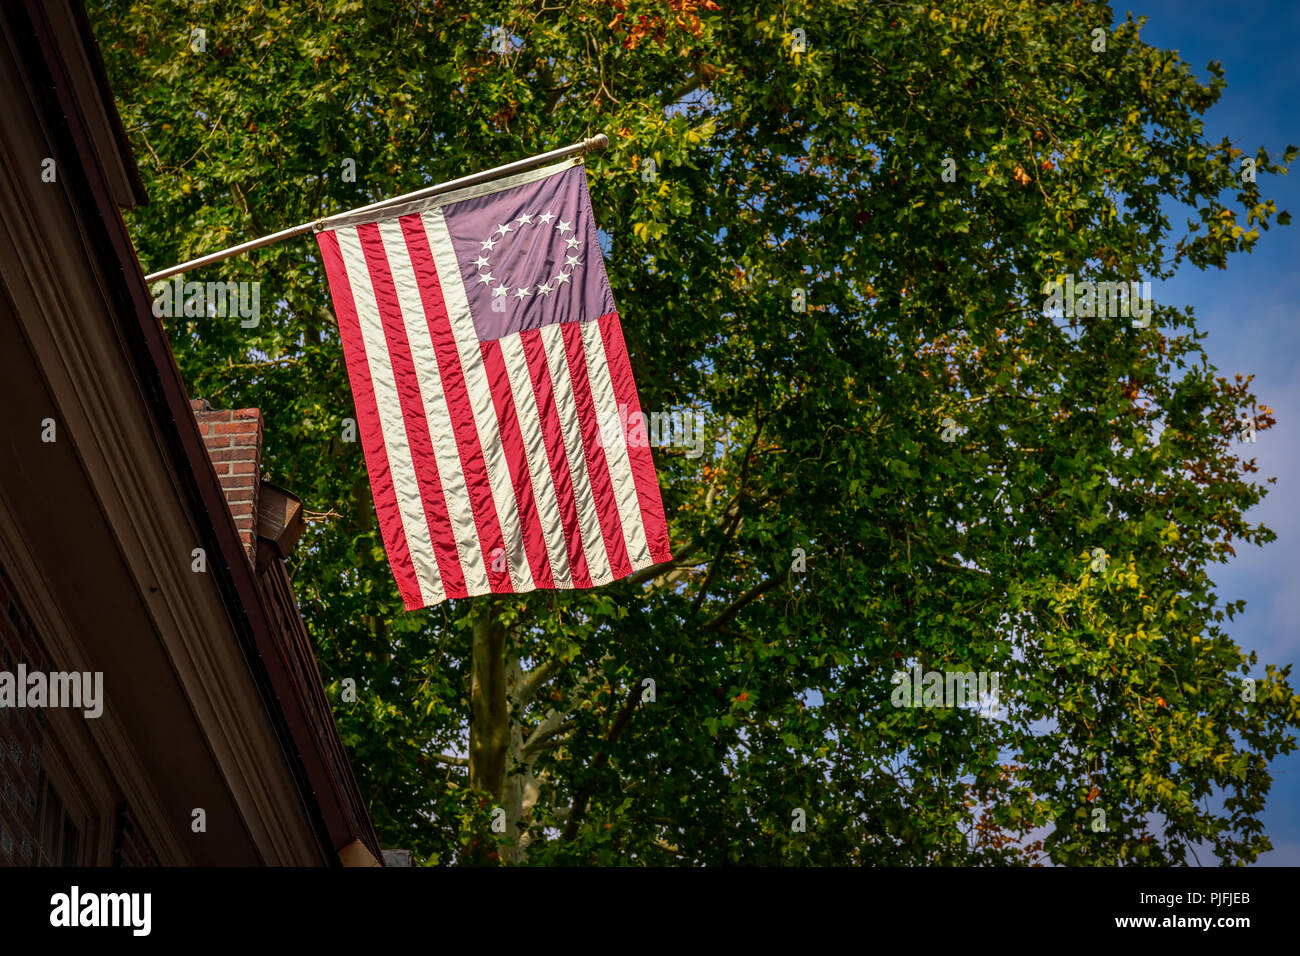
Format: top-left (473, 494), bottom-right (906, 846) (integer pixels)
top-left (0, 0), bottom-right (382, 866)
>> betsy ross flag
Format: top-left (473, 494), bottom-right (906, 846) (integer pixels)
top-left (315, 157), bottom-right (671, 609)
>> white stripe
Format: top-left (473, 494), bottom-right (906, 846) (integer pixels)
top-left (422, 208), bottom-right (534, 594)
top-left (540, 322), bottom-right (612, 585)
top-left (498, 334), bottom-right (574, 586)
top-left (376, 221), bottom-right (480, 595)
top-left (334, 228), bottom-right (442, 607)
top-left (582, 321), bottom-right (651, 568)
top-left (322, 158), bottom-right (578, 230)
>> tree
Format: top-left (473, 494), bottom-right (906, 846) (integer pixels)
top-left (89, 0), bottom-right (1299, 865)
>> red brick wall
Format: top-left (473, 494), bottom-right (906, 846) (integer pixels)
top-left (191, 399), bottom-right (263, 561)
top-left (0, 563), bottom-right (49, 866)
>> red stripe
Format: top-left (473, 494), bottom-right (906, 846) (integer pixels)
top-left (399, 214), bottom-right (513, 594)
top-left (355, 223), bottom-right (467, 600)
top-left (562, 322), bottom-right (633, 578)
top-left (597, 313), bottom-right (672, 562)
top-left (521, 328), bottom-right (593, 588)
top-left (316, 229), bottom-right (423, 609)
top-left (481, 338), bottom-right (555, 590)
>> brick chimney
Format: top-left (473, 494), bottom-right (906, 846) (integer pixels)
top-left (191, 399), bottom-right (263, 560)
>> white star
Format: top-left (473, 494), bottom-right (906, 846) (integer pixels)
top-left (495, 223), bottom-right (512, 236)
top-left (537, 282), bottom-right (554, 295)
top-left (556, 219), bottom-right (573, 234)
top-left (493, 284), bottom-right (510, 297)
top-left (565, 255), bottom-right (582, 268)
top-left (538, 211), bottom-right (556, 225)
top-left (473, 255), bottom-right (491, 269)
top-left (554, 271), bottom-right (571, 285)
top-left (515, 213), bottom-right (533, 226)
top-left (565, 236), bottom-right (582, 249)
top-left (477, 272), bottom-right (495, 285)
top-left (481, 237), bottom-right (497, 251)
top-left (514, 287), bottom-right (531, 298)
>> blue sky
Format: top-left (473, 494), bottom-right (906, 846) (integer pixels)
top-left (1126, 0), bottom-right (1300, 864)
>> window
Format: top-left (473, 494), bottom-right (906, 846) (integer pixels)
top-left (34, 771), bottom-right (79, 866)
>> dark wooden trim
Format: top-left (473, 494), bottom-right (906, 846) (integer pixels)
top-left (9, 0), bottom-right (382, 864)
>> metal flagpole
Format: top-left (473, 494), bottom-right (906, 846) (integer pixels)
top-left (143, 134), bottom-right (609, 283)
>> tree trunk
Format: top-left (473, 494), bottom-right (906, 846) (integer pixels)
top-left (467, 603), bottom-right (507, 863)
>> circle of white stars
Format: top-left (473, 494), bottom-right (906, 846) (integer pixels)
top-left (470, 210), bottom-right (585, 302)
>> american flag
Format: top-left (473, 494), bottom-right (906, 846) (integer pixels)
top-left (316, 157), bottom-right (671, 609)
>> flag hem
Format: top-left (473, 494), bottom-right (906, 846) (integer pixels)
top-left (410, 546), bottom-right (674, 611)
top-left (317, 156), bottom-right (583, 232)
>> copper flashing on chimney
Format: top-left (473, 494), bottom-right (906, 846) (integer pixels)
top-left (257, 482), bottom-right (305, 561)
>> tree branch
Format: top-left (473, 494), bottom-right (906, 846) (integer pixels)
top-left (561, 684), bottom-right (644, 841)
top-left (661, 70), bottom-right (704, 107)
top-left (522, 720), bottom-right (575, 758)
top-left (692, 415), bottom-right (770, 614)
top-left (934, 556), bottom-right (991, 576)
top-left (705, 570), bottom-right (788, 629)
top-left (514, 659), bottom-right (559, 708)
top-left (625, 535), bottom-right (709, 588)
